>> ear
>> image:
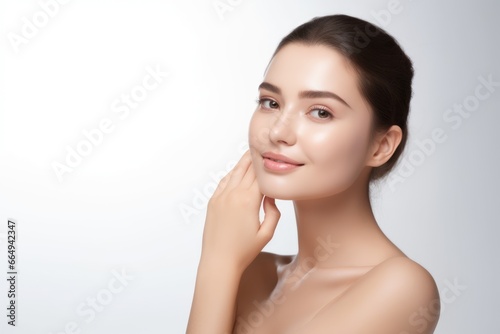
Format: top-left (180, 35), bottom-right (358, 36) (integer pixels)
top-left (366, 125), bottom-right (403, 167)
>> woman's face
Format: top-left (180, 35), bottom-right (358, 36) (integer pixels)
top-left (248, 42), bottom-right (376, 201)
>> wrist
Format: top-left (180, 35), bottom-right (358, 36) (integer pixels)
top-left (198, 253), bottom-right (244, 278)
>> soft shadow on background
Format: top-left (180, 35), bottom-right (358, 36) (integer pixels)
top-left (0, 0), bottom-right (499, 333)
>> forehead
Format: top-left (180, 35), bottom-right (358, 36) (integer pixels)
top-left (263, 43), bottom-right (370, 112)
top-left (267, 42), bottom-right (353, 72)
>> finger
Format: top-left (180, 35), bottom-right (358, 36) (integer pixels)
top-left (210, 151), bottom-right (249, 198)
top-left (249, 171), bottom-right (259, 192)
top-left (225, 150), bottom-right (252, 190)
top-left (257, 196), bottom-right (281, 244)
top-left (211, 170), bottom-right (232, 198)
top-left (240, 157), bottom-right (256, 189)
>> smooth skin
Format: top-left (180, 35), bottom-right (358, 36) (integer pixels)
top-left (186, 150), bottom-right (280, 334)
top-left (186, 43), bottom-right (440, 334)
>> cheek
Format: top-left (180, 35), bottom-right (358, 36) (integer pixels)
top-left (350, 133), bottom-right (370, 158)
top-left (248, 113), bottom-right (270, 149)
top-left (306, 126), bottom-right (369, 179)
top-left (248, 114), bottom-right (267, 174)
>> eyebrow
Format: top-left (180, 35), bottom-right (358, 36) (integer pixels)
top-left (258, 81), bottom-right (351, 109)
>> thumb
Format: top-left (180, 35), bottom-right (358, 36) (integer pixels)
top-left (258, 196), bottom-right (281, 242)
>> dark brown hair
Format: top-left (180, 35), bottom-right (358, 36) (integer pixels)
top-left (268, 14), bottom-right (414, 183)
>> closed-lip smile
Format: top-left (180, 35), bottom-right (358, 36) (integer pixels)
top-left (262, 152), bottom-right (304, 166)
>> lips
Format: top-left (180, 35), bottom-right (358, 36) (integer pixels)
top-left (262, 152), bottom-right (304, 166)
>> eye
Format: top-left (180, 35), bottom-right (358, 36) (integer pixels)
top-left (255, 97), bottom-right (279, 110)
top-left (254, 98), bottom-right (334, 120)
top-left (309, 106), bottom-right (333, 120)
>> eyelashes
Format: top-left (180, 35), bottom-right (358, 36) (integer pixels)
top-left (255, 97), bottom-right (279, 110)
top-left (254, 97), bottom-right (334, 120)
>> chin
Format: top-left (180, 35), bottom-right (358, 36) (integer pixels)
top-left (257, 182), bottom-right (289, 200)
top-left (256, 176), bottom-right (356, 202)
top-left (257, 182), bottom-right (312, 201)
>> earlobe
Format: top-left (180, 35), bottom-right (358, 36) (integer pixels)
top-left (367, 125), bottom-right (402, 167)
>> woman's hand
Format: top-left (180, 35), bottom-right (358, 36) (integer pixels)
top-left (187, 149), bottom-right (280, 333)
top-left (200, 149), bottom-right (281, 274)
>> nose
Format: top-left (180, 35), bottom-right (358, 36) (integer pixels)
top-left (268, 109), bottom-right (297, 146)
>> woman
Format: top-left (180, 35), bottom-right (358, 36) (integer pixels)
top-left (186, 14), bottom-right (440, 334)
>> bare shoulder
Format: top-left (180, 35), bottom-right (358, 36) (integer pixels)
top-left (359, 256), bottom-right (441, 332)
top-left (236, 252), bottom-right (291, 307)
top-left (366, 255), bottom-right (440, 296)
top-left (305, 256), bottom-right (441, 334)
top-left (239, 251), bottom-right (292, 285)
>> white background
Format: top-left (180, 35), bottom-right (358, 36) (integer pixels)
top-left (0, 0), bottom-right (499, 333)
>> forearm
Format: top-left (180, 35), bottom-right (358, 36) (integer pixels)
top-left (186, 257), bottom-right (242, 334)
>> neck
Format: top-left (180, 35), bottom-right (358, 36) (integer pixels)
top-left (289, 169), bottom-right (394, 272)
